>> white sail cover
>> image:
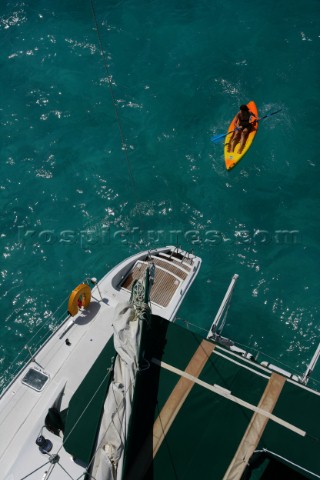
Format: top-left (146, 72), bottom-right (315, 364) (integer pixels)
top-left (91, 300), bottom-right (145, 480)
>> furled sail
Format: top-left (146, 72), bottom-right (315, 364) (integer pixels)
top-left (91, 269), bottom-right (151, 480)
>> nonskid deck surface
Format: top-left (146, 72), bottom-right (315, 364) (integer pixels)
top-left (122, 254), bottom-right (192, 307)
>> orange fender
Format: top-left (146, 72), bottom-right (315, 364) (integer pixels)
top-left (67, 283), bottom-right (91, 317)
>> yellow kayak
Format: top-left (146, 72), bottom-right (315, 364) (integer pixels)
top-left (224, 101), bottom-right (259, 170)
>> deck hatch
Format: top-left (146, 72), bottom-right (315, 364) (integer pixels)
top-left (21, 368), bottom-right (49, 392)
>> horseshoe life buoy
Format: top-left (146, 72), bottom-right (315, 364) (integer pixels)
top-left (67, 283), bottom-right (91, 317)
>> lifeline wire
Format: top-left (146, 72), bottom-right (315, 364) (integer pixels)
top-left (90, 0), bottom-right (136, 190)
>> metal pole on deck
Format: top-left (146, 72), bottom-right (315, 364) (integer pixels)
top-left (301, 343), bottom-right (320, 384)
top-left (90, 277), bottom-right (103, 301)
top-left (207, 274), bottom-right (239, 339)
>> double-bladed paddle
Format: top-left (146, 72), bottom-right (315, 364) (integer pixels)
top-left (210, 109), bottom-right (282, 144)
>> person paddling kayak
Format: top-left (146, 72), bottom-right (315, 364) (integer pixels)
top-left (228, 104), bottom-right (257, 154)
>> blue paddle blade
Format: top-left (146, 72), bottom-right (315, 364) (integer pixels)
top-left (260, 108), bottom-right (282, 120)
top-left (211, 127), bottom-right (238, 144)
top-left (210, 133), bottom-right (228, 143)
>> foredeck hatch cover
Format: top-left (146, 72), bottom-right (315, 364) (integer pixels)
top-left (21, 368), bottom-right (49, 392)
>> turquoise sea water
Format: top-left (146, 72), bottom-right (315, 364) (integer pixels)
top-left (1, 0), bottom-right (320, 390)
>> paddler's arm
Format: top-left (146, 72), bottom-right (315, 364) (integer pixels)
top-left (234, 112), bottom-right (242, 130)
top-left (249, 111), bottom-right (258, 124)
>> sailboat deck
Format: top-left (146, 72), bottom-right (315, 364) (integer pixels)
top-left (0, 247), bottom-right (201, 480)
